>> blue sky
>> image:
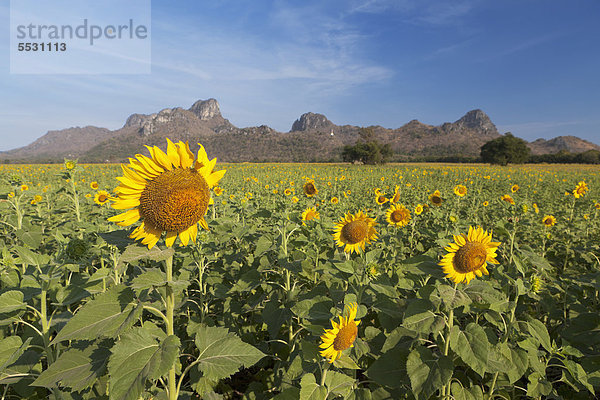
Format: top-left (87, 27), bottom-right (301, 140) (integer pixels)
top-left (1, 0), bottom-right (599, 151)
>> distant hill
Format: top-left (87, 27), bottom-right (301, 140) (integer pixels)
top-left (1, 99), bottom-right (598, 163)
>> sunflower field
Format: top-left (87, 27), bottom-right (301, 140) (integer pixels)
top-left (0, 141), bottom-right (599, 400)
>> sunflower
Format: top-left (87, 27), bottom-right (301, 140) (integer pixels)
top-left (483, 201), bottom-right (489, 207)
top-left (301, 207), bottom-right (320, 224)
top-left (542, 215), bottom-right (556, 227)
top-left (20, 184), bottom-right (29, 192)
top-left (573, 181), bottom-right (588, 198)
top-left (595, 202), bottom-right (600, 209)
top-left (30, 195), bottom-right (43, 205)
top-left (94, 190), bottom-right (112, 205)
top-left (386, 204), bottom-right (411, 228)
top-left (391, 185), bottom-right (401, 203)
top-left (331, 197), bottom-right (339, 204)
top-left (64, 159), bottom-right (77, 170)
top-left (213, 186), bottom-right (223, 196)
top-left (414, 204), bottom-right (424, 215)
top-left (284, 188), bottom-right (292, 196)
top-left (454, 185), bottom-right (467, 197)
top-left (439, 226), bottom-right (500, 285)
top-left (511, 184), bottom-right (519, 193)
top-left (108, 139), bottom-right (225, 249)
top-left (292, 196), bottom-right (299, 203)
top-left (429, 190), bottom-right (443, 206)
top-left (333, 211), bottom-right (378, 254)
top-left (533, 203), bottom-right (539, 213)
top-left (501, 194), bottom-right (515, 205)
top-left (90, 181), bottom-right (99, 190)
top-left (8, 192), bottom-right (14, 198)
top-left (303, 180), bottom-right (318, 197)
top-left (375, 193), bottom-right (389, 205)
top-left (319, 303), bottom-right (361, 363)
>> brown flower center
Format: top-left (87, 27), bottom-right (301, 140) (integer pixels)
top-left (304, 182), bottom-right (317, 195)
top-left (139, 168), bottom-right (210, 233)
top-left (332, 321), bottom-right (358, 351)
top-left (431, 195), bottom-right (442, 205)
top-left (454, 241), bottom-right (487, 273)
top-left (390, 209), bottom-right (408, 223)
top-left (98, 195), bottom-right (108, 203)
top-left (341, 220), bottom-right (369, 244)
top-left (378, 195), bottom-right (387, 203)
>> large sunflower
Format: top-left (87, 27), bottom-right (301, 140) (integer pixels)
top-left (573, 181), bottom-right (588, 198)
top-left (454, 185), bottom-right (467, 197)
top-left (429, 190), bottom-right (443, 206)
top-left (301, 207), bottom-right (320, 224)
top-left (439, 226), bottom-right (500, 284)
top-left (333, 211), bottom-right (377, 254)
top-left (108, 139), bottom-right (225, 249)
top-left (319, 303), bottom-right (361, 363)
top-left (303, 180), bottom-right (318, 197)
top-left (386, 204), bottom-right (411, 227)
top-left (94, 190), bottom-right (111, 205)
top-left (375, 193), bottom-right (389, 205)
top-left (542, 215), bottom-right (556, 227)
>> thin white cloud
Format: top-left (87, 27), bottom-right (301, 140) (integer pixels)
top-left (347, 0), bottom-right (478, 25)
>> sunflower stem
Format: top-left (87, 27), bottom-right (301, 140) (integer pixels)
top-left (164, 254), bottom-right (178, 400)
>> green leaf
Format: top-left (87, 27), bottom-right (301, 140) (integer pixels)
top-left (194, 325), bottom-right (265, 381)
top-left (435, 285), bottom-right (472, 310)
top-left (333, 354), bottom-right (360, 370)
top-left (402, 300), bottom-right (443, 334)
top-left (0, 336), bottom-right (30, 373)
top-left (500, 344), bottom-right (528, 384)
top-left (451, 382), bottom-right (484, 400)
top-left (324, 370), bottom-right (355, 397)
top-left (449, 323), bottom-right (489, 378)
top-left (365, 345), bottom-right (409, 389)
top-left (464, 281), bottom-right (505, 305)
top-left (108, 328), bottom-right (180, 400)
top-left (527, 372), bottom-right (552, 397)
top-left (526, 318), bottom-right (552, 352)
top-left (52, 285), bottom-right (141, 343)
top-left (563, 359), bottom-right (594, 394)
top-left (273, 387), bottom-right (301, 400)
top-left (131, 269), bottom-right (167, 292)
top-left (299, 373), bottom-right (327, 400)
top-left (291, 296), bottom-right (334, 321)
top-left (0, 290), bottom-right (25, 314)
top-left (262, 299), bottom-right (292, 339)
top-left (117, 245), bottom-right (174, 272)
top-left (406, 346), bottom-right (453, 400)
top-left (32, 340), bottom-right (112, 391)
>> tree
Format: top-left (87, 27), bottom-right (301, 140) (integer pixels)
top-left (480, 133), bottom-right (530, 166)
top-left (342, 128), bottom-right (393, 164)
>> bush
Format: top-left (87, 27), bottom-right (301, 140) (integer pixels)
top-left (342, 128), bottom-right (393, 164)
top-left (480, 133), bottom-right (530, 166)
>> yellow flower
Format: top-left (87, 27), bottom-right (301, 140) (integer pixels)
top-left (414, 204), bottom-right (424, 215)
top-left (454, 185), bottom-right (467, 197)
top-left (284, 188), bottom-right (292, 196)
top-left (85, 193), bottom-right (92, 198)
top-left (213, 186), bottom-right (223, 196)
top-left (333, 211), bottom-right (378, 254)
top-left (375, 193), bottom-right (389, 205)
top-left (301, 207), bottom-right (320, 224)
top-left (439, 226), bottom-right (500, 285)
top-left (64, 159), bottom-right (77, 170)
top-left (90, 181), bottom-right (99, 190)
top-left (594, 202), bottom-right (600, 209)
top-left (303, 180), bottom-right (318, 197)
top-left (583, 214), bottom-right (590, 220)
top-left (501, 194), bottom-right (515, 205)
top-left (94, 190), bottom-right (112, 205)
top-left (511, 184), bottom-right (519, 193)
top-left (483, 201), bottom-right (489, 207)
top-left (319, 303), bottom-right (360, 363)
top-left (533, 203), bottom-right (539, 214)
top-left (385, 204), bottom-right (411, 228)
top-left (8, 192), bottom-right (15, 198)
top-left (292, 196), bottom-right (299, 203)
top-left (331, 197), bottom-right (339, 204)
top-left (542, 215), bottom-right (556, 227)
top-left (246, 192), bottom-right (253, 199)
top-left (573, 181), bottom-right (588, 198)
top-left (429, 190), bottom-right (443, 206)
top-left (391, 185), bottom-right (401, 203)
top-left (30, 195), bottom-right (43, 205)
top-left (108, 139), bottom-right (225, 249)
top-left (20, 184), bottom-right (29, 192)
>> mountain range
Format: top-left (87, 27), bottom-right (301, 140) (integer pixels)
top-left (2, 98), bottom-right (599, 163)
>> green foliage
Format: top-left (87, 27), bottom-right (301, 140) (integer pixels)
top-left (342, 127), bottom-right (393, 164)
top-left (480, 132), bottom-right (531, 165)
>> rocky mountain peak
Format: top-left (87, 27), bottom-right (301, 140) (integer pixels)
top-left (189, 98), bottom-right (221, 120)
top-left (291, 112), bottom-right (334, 132)
top-left (453, 109), bottom-right (497, 134)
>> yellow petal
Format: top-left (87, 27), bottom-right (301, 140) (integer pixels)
top-left (166, 138), bottom-right (181, 168)
top-left (165, 231), bottom-right (177, 247)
